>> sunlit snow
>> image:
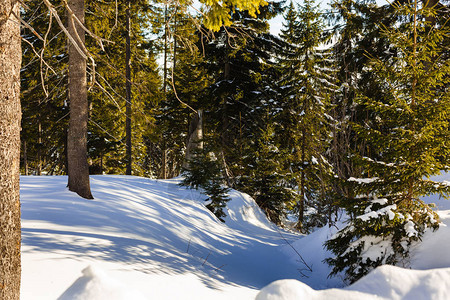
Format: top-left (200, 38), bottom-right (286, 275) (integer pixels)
top-left (20, 173), bottom-right (450, 299)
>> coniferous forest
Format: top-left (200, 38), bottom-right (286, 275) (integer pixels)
top-left (8, 0), bottom-right (450, 291)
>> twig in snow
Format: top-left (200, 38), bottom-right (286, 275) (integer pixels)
top-left (202, 252), bottom-right (211, 266)
top-left (277, 228), bottom-right (312, 277)
top-left (186, 239), bottom-right (191, 253)
top-left (213, 264), bottom-right (227, 272)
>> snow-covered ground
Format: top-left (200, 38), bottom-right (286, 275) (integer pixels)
top-left (20, 173), bottom-right (450, 299)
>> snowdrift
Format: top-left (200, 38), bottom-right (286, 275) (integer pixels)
top-left (257, 266), bottom-right (450, 300)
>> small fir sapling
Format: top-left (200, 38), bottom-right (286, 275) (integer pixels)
top-left (181, 149), bottom-right (230, 222)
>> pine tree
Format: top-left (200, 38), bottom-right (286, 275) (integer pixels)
top-left (150, 8), bottom-right (209, 179)
top-left (279, 1), bottom-right (299, 44)
top-left (325, 0), bottom-right (372, 201)
top-left (201, 1), bottom-right (284, 182)
top-left (180, 147), bottom-right (231, 222)
top-left (324, 0), bottom-right (400, 229)
top-left (85, 0), bottom-right (160, 176)
top-left (278, 0), bottom-right (336, 231)
top-left (239, 121), bottom-right (296, 225)
top-left (21, 0), bottom-right (69, 175)
top-left (325, 0), bottom-right (450, 283)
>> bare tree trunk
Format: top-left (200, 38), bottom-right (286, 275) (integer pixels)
top-left (161, 4), bottom-right (168, 179)
top-left (163, 3), bottom-right (168, 95)
top-left (0, 1), bottom-right (22, 298)
top-left (67, 0), bottom-right (93, 199)
top-left (173, 7), bottom-right (178, 73)
top-left (37, 114), bottom-right (42, 175)
top-left (183, 110), bottom-right (203, 170)
top-left (125, 1), bottom-right (132, 175)
top-left (23, 140), bottom-right (28, 175)
top-left (161, 142), bottom-right (167, 179)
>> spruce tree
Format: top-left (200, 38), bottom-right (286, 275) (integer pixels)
top-left (325, 0), bottom-right (450, 283)
top-left (85, 0), bottom-right (160, 176)
top-left (150, 9), bottom-right (209, 179)
top-left (201, 1), bottom-right (284, 181)
top-left (21, 0), bottom-right (69, 175)
top-left (196, 2), bottom-right (297, 224)
top-left (180, 147), bottom-right (231, 222)
top-left (278, 0), bottom-right (336, 231)
top-left (239, 121), bottom-right (296, 225)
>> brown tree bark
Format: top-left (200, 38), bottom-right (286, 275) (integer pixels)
top-left (37, 114), bottom-right (42, 175)
top-left (125, 1), bottom-right (132, 175)
top-left (161, 3), bottom-right (168, 179)
top-left (183, 110), bottom-right (203, 170)
top-left (0, 1), bottom-right (22, 298)
top-left (67, 0), bottom-right (93, 199)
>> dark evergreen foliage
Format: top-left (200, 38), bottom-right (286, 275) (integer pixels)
top-left (277, 0), bottom-right (336, 231)
top-left (325, 0), bottom-right (450, 283)
top-left (180, 148), bottom-right (231, 222)
top-left (21, 0), bottom-right (68, 175)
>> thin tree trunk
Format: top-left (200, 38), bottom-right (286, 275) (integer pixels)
top-left (0, 1), bottom-right (22, 298)
top-left (162, 142), bottom-right (167, 179)
top-left (125, 1), bottom-right (132, 175)
top-left (173, 7), bottom-right (178, 73)
top-left (163, 3), bottom-right (168, 95)
top-left (67, 0), bottom-right (93, 199)
top-left (98, 153), bottom-right (102, 174)
top-left (37, 114), bottom-right (42, 175)
top-left (161, 4), bottom-right (168, 179)
top-left (23, 140), bottom-right (28, 175)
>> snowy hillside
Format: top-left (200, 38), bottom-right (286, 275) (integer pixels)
top-left (20, 175), bottom-right (301, 299)
top-left (20, 174), bottom-right (450, 299)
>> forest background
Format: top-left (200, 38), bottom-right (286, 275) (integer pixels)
top-left (19, 0), bottom-right (450, 285)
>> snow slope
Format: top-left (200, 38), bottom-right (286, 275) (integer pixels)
top-left (20, 173), bottom-right (450, 299)
top-left (20, 175), bottom-right (301, 300)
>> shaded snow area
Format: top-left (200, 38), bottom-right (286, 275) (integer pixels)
top-left (20, 173), bottom-right (450, 299)
top-left (21, 175), bottom-right (299, 300)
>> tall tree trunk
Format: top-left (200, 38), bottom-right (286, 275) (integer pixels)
top-left (37, 114), bottom-right (42, 175)
top-left (163, 3), bottom-right (168, 95)
top-left (125, 1), bottom-right (132, 175)
top-left (67, 0), bottom-right (93, 199)
top-left (173, 8), bottom-right (178, 73)
top-left (162, 142), bottom-right (167, 179)
top-left (161, 4), bottom-right (168, 179)
top-left (183, 110), bottom-right (203, 170)
top-left (0, 1), bottom-right (22, 298)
